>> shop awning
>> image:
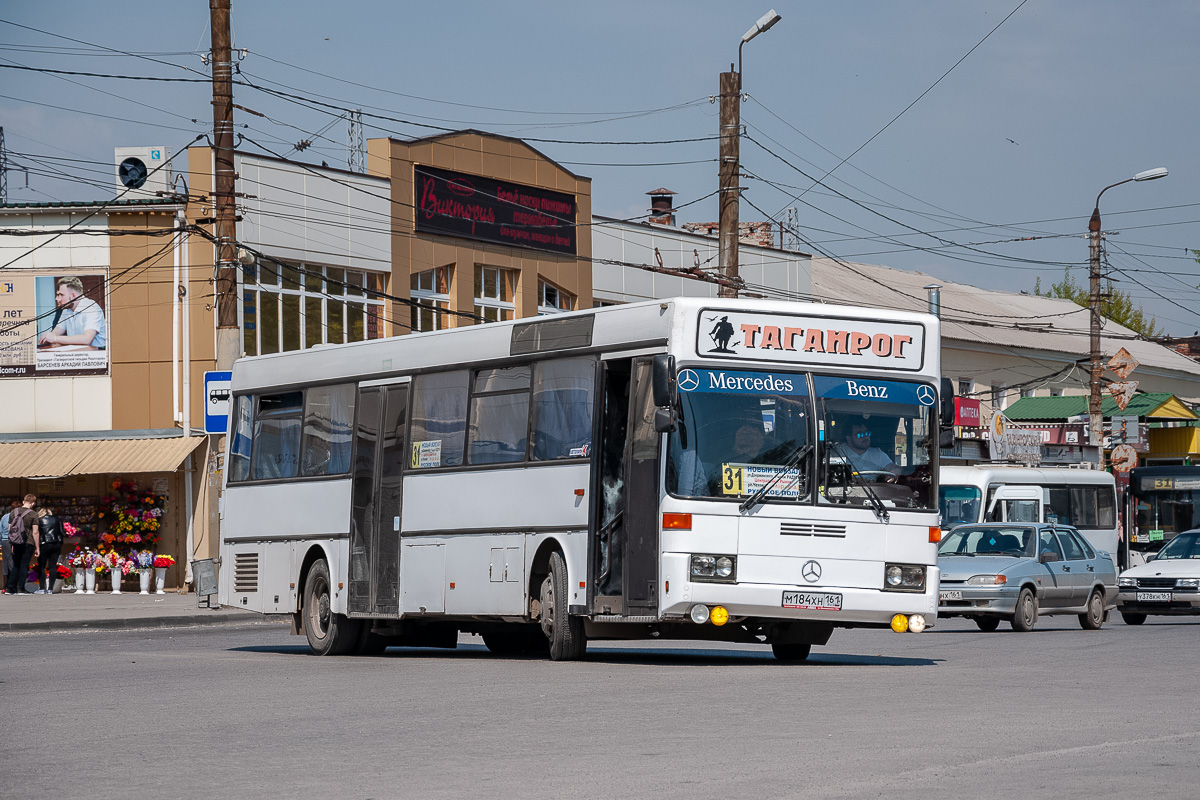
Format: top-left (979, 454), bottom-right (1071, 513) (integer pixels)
top-left (0, 435), bottom-right (206, 479)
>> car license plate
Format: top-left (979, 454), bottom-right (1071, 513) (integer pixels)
top-left (782, 591), bottom-right (842, 610)
top-left (1136, 591), bottom-right (1172, 602)
top-left (939, 590), bottom-right (963, 602)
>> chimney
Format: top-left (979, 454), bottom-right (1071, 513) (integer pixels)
top-left (924, 284), bottom-right (942, 318)
top-left (646, 187), bottom-right (677, 226)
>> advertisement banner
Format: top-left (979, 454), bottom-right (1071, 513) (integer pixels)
top-left (0, 272), bottom-right (109, 377)
top-left (413, 164), bottom-right (577, 255)
top-left (954, 397), bottom-right (981, 426)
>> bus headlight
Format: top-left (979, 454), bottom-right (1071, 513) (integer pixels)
top-left (882, 563), bottom-right (926, 592)
top-left (690, 604), bottom-right (710, 624)
top-left (691, 554), bottom-right (736, 583)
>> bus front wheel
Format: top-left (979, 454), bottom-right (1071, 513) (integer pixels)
top-left (539, 551), bottom-right (586, 661)
top-left (303, 559), bottom-right (361, 656)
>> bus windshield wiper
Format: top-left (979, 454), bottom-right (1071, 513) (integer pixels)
top-left (827, 441), bottom-right (890, 523)
top-left (740, 443), bottom-right (813, 513)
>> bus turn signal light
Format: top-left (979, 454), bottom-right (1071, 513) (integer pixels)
top-left (662, 513), bottom-right (692, 530)
top-left (710, 606), bottom-right (729, 626)
top-left (929, 527), bottom-right (941, 543)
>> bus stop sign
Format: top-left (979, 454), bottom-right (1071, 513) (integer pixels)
top-left (204, 371), bottom-right (233, 434)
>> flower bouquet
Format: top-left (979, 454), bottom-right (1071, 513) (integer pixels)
top-left (67, 547), bottom-right (92, 568)
top-left (130, 550), bottom-right (155, 570)
top-left (99, 480), bottom-right (167, 548)
top-left (63, 521), bottom-right (79, 538)
top-left (153, 554), bottom-right (176, 568)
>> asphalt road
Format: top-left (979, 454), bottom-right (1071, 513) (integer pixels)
top-left (4, 615), bottom-right (1198, 800)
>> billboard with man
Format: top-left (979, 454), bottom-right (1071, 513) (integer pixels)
top-left (0, 271), bottom-right (109, 377)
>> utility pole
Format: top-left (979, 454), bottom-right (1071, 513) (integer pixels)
top-left (211, 0), bottom-right (240, 372)
top-left (717, 67), bottom-right (740, 299)
top-left (1087, 214), bottom-right (1104, 464)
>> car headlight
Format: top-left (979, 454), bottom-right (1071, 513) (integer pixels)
top-left (882, 563), bottom-right (925, 592)
top-left (690, 554), bottom-right (736, 583)
top-left (1177, 578), bottom-right (1200, 589)
top-left (966, 574), bottom-right (1007, 586)
top-left (1118, 576), bottom-right (1137, 587)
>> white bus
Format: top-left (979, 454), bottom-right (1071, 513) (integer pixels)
top-left (219, 298), bottom-right (950, 660)
top-left (939, 465), bottom-right (1119, 556)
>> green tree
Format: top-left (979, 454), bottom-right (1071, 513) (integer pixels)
top-left (1032, 268), bottom-right (1162, 338)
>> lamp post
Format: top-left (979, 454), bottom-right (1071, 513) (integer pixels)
top-left (1086, 167), bottom-right (1168, 464)
top-left (718, 9), bottom-right (781, 299)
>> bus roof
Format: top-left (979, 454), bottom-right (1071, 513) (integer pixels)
top-left (941, 464), bottom-right (1115, 487)
top-left (231, 297), bottom-right (940, 393)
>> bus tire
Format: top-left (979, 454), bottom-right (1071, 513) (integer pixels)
top-left (1010, 587), bottom-right (1038, 632)
top-left (1121, 612), bottom-right (1147, 626)
top-left (540, 551), bottom-right (586, 661)
top-left (771, 642), bottom-right (811, 662)
top-left (302, 559), bottom-right (361, 656)
top-left (974, 616), bottom-right (1001, 632)
top-left (1079, 589), bottom-right (1105, 630)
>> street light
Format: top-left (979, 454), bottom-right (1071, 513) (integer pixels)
top-left (1086, 166), bottom-right (1168, 463)
top-left (719, 9), bottom-right (782, 298)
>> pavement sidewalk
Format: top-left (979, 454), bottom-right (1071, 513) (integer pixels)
top-left (0, 590), bottom-right (289, 633)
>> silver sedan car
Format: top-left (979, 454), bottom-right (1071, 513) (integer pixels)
top-left (1117, 529), bottom-right (1200, 625)
top-left (937, 523), bottom-right (1118, 632)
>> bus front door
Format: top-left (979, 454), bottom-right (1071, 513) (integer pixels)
top-left (349, 381), bottom-right (408, 617)
top-left (593, 358), bottom-right (660, 617)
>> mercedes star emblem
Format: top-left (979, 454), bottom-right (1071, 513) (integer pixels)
top-left (916, 385), bottom-right (936, 406)
top-left (677, 369), bottom-right (700, 392)
top-left (801, 560), bottom-right (822, 583)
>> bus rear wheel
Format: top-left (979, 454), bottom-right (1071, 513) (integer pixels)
top-left (539, 551), bottom-right (586, 661)
top-left (303, 559), bottom-right (361, 656)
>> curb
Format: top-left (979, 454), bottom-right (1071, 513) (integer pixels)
top-left (0, 613), bottom-right (291, 634)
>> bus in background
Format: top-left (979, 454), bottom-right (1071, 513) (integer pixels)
top-left (1129, 465), bottom-right (1200, 561)
top-left (220, 298), bottom-right (951, 661)
top-left (939, 466), bottom-right (1118, 558)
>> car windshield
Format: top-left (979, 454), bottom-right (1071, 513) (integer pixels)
top-left (1153, 531), bottom-right (1200, 559)
top-left (813, 376), bottom-right (937, 510)
top-left (939, 526), bottom-right (1035, 557)
top-left (940, 485), bottom-right (982, 526)
top-left (665, 368), bottom-right (812, 502)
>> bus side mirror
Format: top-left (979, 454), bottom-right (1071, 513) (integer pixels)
top-left (940, 376), bottom-right (955, 427)
top-left (654, 407), bottom-right (677, 433)
top-left (652, 354), bottom-right (677, 408)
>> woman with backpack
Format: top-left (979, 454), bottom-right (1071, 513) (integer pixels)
top-left (36, 507), bottom-right (65, 594)
top-left (4, 494), bottom-right (39, 595)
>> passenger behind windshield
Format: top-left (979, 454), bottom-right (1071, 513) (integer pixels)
top-left (939, 526), bottom-right (1035, 557)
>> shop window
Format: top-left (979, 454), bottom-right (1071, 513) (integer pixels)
top-left (467, 366), bottom-right (531, 465)
top-left (411, 267), bottom-right (452, 332)
top-left (409, 370), bottom-right (469, 468)
top-left (538, 279), bottom-right (574, 315)
top-left (252, 392), bottom-right (303, 480)
top-left (474, 266), bottom-right (516, 323)
top-left (531, 358), bottom-right (595, 460)
top-left (300, 384), bottom-right (357, 476)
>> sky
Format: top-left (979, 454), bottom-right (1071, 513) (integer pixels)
top-left (2, 1), bottom-right (1198, 334)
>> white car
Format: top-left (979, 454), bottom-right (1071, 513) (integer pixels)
top-left (1116, 529), bottom-right (1200, 625)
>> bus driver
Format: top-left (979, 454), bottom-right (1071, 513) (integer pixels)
top-left (842, 418), bottom-right (901, 482)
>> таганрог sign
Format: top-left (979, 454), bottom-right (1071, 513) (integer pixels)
top-left (413, 164), bottom-right (577, 255)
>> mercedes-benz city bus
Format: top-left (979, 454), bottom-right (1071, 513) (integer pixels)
top-left (219, 298), bottom-right (951, 661)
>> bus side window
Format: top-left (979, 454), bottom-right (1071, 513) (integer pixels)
top-left (531, 357), bottom-right (596, 460)
top-left (409, 370), bottom-right (469, 468)
top-left (468, 366), bottom-right (531, 465)
top-left (252, 391), bottom-right (303, 480)
top-left (228, 395), bottom-right (253, 483)
top-left (300, 383), bottom-right (357, 477)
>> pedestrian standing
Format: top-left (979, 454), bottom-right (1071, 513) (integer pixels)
top-left (4, 494), bottom-right (39, 595)
top-left (36, 507), bottom-right (65, 594)
top-left (0, 501), bottom-right (16, 594)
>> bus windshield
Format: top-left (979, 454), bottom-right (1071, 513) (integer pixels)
top-left (939, 485), bottom-right (982, 526)
top-left (814, 376), bottom-right (937, 510)
top-left (666, 368), bottom-right (813, 502)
